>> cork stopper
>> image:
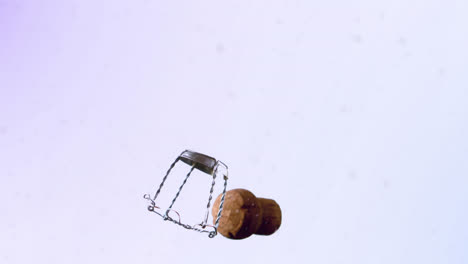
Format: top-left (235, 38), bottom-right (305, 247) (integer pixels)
top-left (212, 189), bottom-right (282, 240)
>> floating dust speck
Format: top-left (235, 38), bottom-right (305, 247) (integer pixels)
top-left (348, 171), bottom-right (358, 180)
top-left (383, 179), bottom-right (390, 189)
top-left (398, 37), bottom-right (407, 46)
top-left (438, 68), bottom-right (446, 76)
top-left (226, 90), bottom-right (237, 100)
top-left (216, 43), bottom-right (225, 54)
top-left (59, 119), bottom-right (68, 125)
top-left (351, 34), bottom-right (362, 43)
top-left (340, 105), bottom-right (352, 113)
top-left (380, 12), bottom-right (386, 20)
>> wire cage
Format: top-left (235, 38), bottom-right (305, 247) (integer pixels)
top-left (143, 150), bottom-right (229, 238)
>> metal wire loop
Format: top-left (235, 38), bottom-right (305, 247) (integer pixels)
top-left (143, 150), bottom-right (229, 238)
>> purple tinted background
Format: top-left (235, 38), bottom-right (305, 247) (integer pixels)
top-left (1, 1), bottom-right (468, 263)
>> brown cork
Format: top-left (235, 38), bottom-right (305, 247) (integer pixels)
top-left (212, 189), bottom-right (282, 240)
top-left (255, 198), bottom-right (282, 235)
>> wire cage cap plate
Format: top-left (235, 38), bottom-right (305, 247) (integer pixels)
top-left (179, 150), bottom-right (217, 175)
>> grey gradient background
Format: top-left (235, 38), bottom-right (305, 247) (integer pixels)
top-left (1, 1), bottom-right (468, 263)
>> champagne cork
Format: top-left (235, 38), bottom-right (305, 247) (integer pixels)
top-left (212, 189), bottom-right (282, 239)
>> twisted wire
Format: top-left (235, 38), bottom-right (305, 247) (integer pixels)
top-left (166, 165), bottom-right (195, 213)
top-left (214, 176), bottom-right (228, 228)
top-left (152, 157), bottom-right (179, 200)
top-left (202, 167), bottom-right (218, 225)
